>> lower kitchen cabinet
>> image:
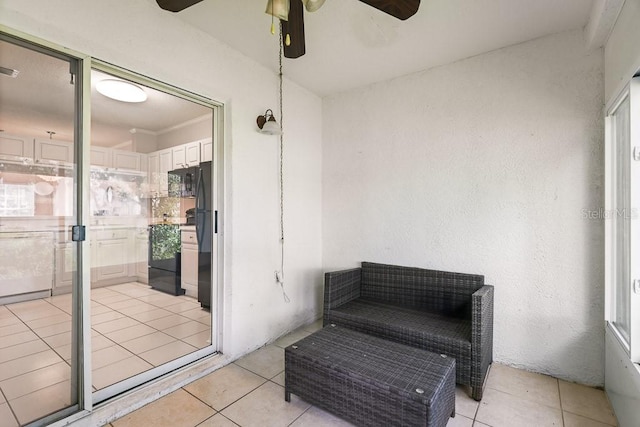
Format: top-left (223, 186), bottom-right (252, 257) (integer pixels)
top-left (134, 228), bottom-right (149, 282)
top-left (54, 240), bottom-right (74, 295)
top-left (181, 230), bottom-right (198, 297)
top-left (94, 229), bottom-right (130, 282)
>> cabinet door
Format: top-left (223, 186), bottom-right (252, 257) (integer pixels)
top-left (158, 149), bottom-right (173, 195)
top-left (95, 230), bottom-right (129, 282)
top-left (172, 145), bottom-right (186, 169)
top-left (35, 139), bottom-right (73, 164)
top-left (147, 152), bottom-right (159, 195)
top-left (200, 138), bottom-right (212, 163)
top-left (181, 244), bottom-right (198, 297)
top-left (185, 141), bottom-right (200, 166)
top-left (113, 150), bottom-right (141, 171)
top-left (91, 146), bottom-right (112, 167)
top-left (0, 134), bottom-right (34, 160)
top-left (135, 230), bottom-right (149, 280)
top-left (54, 242), bottom-right (74, 295)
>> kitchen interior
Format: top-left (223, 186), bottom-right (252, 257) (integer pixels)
top-left (0, 38), bottom-right (216, 425)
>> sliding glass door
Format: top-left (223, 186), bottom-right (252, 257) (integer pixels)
top-left (0, 35), bottom-right (86, 425)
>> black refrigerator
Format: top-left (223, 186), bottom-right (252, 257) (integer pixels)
top-left (195, 161), bottom-right (212, 309)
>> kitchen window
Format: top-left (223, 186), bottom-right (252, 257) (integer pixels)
top-left (0, 183), bottom-right (35, 216)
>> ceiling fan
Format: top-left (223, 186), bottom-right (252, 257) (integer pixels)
top-left (155, 0), bottom-right (421, 59)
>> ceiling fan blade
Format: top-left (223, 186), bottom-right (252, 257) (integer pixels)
top-left (156, 0), bottom-right (203, 12)
top-left (358, 0), bottom-right (421, 20)
top-left (282, 0), bottom-right (306, 58)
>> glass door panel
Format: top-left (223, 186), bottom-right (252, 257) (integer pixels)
top-left (89, 68), bottom-right (216, 401)
top-left (0, 37), bottom-right (80, 425)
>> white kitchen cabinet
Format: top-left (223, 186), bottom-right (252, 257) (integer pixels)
top-left (181, 229), bottom-right (198, 298)
top-left (200, 138), bottom-right (212, 163)
top-left (147, 152), bottom-right (159, 195)
top-left (172, 145), bottom-right (186, 170)
top-left (0, 133), bottom-right (34, 161)
top-left (158, 148), bottom-right (173, 196)
top-left (34, 138), bottom-right (73, 164)
top-left (90, 146), bottom-right (112, 167)
top-left (0, 231), bottom-right (54, 298)
top-left (134, 228), bottom-right (149, 282)
top-left (113, 149), bottom-right (141, 171)
top-left (94, 229), bottom-right (129, 282)
top-left (54, 240), bottom-right (74, 295)
top-left (185, 141), bottom-right (200, 166)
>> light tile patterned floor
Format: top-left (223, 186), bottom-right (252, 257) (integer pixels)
top-left (109, 320), bottom-right (618, 427)
top-left (0, 282), bottom-right (211, 426)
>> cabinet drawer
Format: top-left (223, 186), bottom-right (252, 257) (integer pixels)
top-left (95, 229), bottom-right (129, 240)
top-left (181, 230), bottom-right (197, 245)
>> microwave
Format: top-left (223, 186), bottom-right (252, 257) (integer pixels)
top-left (168, 166), bottom-right (198, 198)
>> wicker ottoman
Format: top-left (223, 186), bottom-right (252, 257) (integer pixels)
top-left (285, 325), bottom-right (456, 427)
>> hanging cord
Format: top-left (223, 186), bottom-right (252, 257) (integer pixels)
top-left (278, 22), bottom-right (290, 303)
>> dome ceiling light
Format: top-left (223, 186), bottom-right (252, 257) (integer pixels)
top-left (96, 79), bottom-right (148, 103)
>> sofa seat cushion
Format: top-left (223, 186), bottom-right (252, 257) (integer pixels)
top-left (327, 298), bottom-right (472, 383)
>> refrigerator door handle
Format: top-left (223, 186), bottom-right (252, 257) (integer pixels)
top-left (196, 168), bottom-right (205, 248)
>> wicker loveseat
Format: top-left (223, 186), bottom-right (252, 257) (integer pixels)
top-left (323, 262), bottom-right (494, 400)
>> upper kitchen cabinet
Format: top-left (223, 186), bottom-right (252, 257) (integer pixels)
top-left (158, 147), bottom-right (173, 195)
top-left (201, 138), bottom-right (213, 163)
top-left (113, 149), bottom-right (143, 171)
top-left (172, 140), bottom-right (200, 169)
top-left (34, 138), bottom-right (73, 164)
top-left (91, 146), bottom-right (112, 167)
top-left (0, 133), bottom-right (34, 161)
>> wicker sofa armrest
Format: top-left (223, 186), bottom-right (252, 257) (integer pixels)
top-left (470, 285), bottom-right (494, 400)
top-left (323, 268), bottom-right (362, 324)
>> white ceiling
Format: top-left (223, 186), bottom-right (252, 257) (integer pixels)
top-left (175, 0), bottom-right (597, 96)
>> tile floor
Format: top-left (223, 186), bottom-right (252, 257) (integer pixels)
top-left (0, 282), bottom-right (211, 426)
top-left (108, 319), bottom-right (619, 427)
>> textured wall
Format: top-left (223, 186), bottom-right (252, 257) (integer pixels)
top-left (1, 0), bottom-right (323, 357)
top-left (604, 0), bottom-right (640, 104)
top-left (323, 30), bottom-right (605, 385)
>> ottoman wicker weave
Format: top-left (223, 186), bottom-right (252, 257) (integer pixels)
top-left (284, 325), bottom-right (456, 427)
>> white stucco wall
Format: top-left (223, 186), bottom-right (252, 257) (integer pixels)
top-left (323, 30), bottom-right (605, 385)
top-left (0, 0), bottom-right (323, 357)
top-left (604, 0), bottom-right (640, 104)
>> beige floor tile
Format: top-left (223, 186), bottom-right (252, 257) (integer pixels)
top-left (138, 294), bottom-right (181, 307)
top-left (116, 303), bottom-right (160, 316)
top-left (0, 330), bottom-right (39, 349)
top-left (563, 411), bottom-right (616, 427)
top-left (486, 363), bottom-right (560, 409)
top-left (104, 324), bottom-right (156, 343)
top-left (197, 414), bottom-right (239, 427)
top-left (234, 345), bottom-right (284, 379)
top-left (92, 294), bottom-right (131, 305)
top-left (0, 388), bottom-right (4, 404)
top-left (9, 380), bottom-right (72, 425)
top-left (24, 313), bottom-right (71, 329)
top-left (559, 381), bottom-right (617, 426)
top-left (271, 371), bottom-right (285, 387)
top-left (0, 350), bottom-right (63, 381)
top-left (273, 328), bottom-right (313, 349)
top-left (33, 321), bottom-right (72, 338)
top-left (0, 339), bottom-right (49, 364)
top-left (12, 306), bottom-right (64, 322)
top-left (0, 323), bottom-right (30, 338)
top-left (126, 308), bottom-right (174, 323)
top-left (475, 387), bottom-right (563, 427)
top-left (93, 334), bottom-right (118, 351)
top-left (119, 331), bottom-right (177, 354)
top-left (139, 340), bottom-right (197, 366)
top-left (0, 402), bottom-right (18, 427)
top-left (113, 389), bottom-right (214, 427)
top-left (446, 415), bottom-right (474, 427)
top-left (221, 381), bottom-right (310, 427)
top-left (42, 331), bottom-right (72, 348)
top-left (164, 301), bottom-right (202, 314)
top-left (92, 356), bottom-right (153, 390)
top-left (92, 310), bottom-right (125, 325)
top-left (182, 329), bottom-right (213, 348)
top-left (92, 317), bottom-right (141, 334)
top-left (455, 385), bottom-right (480, 419)
top-left (92, 345), bottom-right (135, 369)
top-left (473, 422), bottom-right (491, 427)
top-left (106, 299), bottom-right (151, 311)
top-left (0, 361), bottom-right (70, 400)
top-left (290, 406), bottom-right (355, 426)
top-left (184, 363), bottom-right (266, 410)
top-left (145, 313), bottom-right (193, 330)
top-left (91, 304), bottom-right (114, 315)
top-left (163, 321), bottom-right (209, 339)
top-left (303, 319), bottom-right (323, 333)
top-left (0, 315), bottom-right (21, 328)
top-left (180, 307), bottom-right (211, 323)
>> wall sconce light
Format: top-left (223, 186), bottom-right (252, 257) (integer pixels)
top-left (256, 109), bottom-right (283, 135)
